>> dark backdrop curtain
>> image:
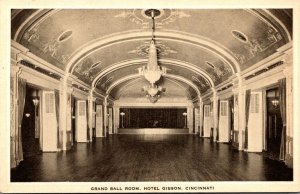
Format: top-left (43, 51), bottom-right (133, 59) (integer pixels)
top-left (12, 78), bottom-right (26, 168)
top-left (279, 78), bottom-right (287, 161)
top-left (244, 89), bottom-right (251, 149)
top-left (54, 90), bottom-right (61, 150)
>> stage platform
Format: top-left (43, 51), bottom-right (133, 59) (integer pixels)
top-left (118, 128), bottom-right (189, 134)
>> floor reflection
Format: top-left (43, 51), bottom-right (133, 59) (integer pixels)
top-left (11, 134), bottom-right (293, 182)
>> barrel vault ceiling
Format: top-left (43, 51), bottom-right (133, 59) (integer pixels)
top-left (11, 9), bottom-right (292, 100)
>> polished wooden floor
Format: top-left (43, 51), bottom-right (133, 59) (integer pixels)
top-left (11, 134), bottom-right (292, 182)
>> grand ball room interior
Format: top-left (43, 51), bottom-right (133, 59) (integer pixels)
top-left (9, 9), bottom-right (294, 182)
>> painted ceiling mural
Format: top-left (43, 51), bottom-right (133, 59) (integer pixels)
top-left (12, 9), bottom-right (292, 98)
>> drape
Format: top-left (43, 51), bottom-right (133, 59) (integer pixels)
top-left (201, 104), bottom-right (204, 137)
top-left (216, 99), bottom-right (220, 141)
top-left (54, 90), bottom-right (61, 149)
top-left (244, 89), bottom-right (251, 149)
top-left (86, 100), bottom-right (90, 141)
top-left (279, 78), bottom-right (287, 161)
top-left (210, 101), bottom-right (214, 139)
top-left (11, 78), bottom-right (26, 168)
top-left (38, 90), bottom-right (43, 150)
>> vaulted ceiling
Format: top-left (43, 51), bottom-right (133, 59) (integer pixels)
top-left (11, 9), bottom-right (292, 100)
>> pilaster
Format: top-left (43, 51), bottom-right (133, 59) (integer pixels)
top-left (199, 97), bottom-right (203, 137)
top-left (212, 89), bottom-right (218, 142)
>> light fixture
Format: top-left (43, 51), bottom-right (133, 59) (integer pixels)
top-left (182, 112), bottom-right (187, 128)
top-left (120, 112), bottom-right (125, 128)
top-left (139, 9), bottom-right (167, 84)
top-left (142, 83), bottom-right (165, 103)
top-left (25, 113), bottom-right (31, 117)
top-left (272, 89), bottom-right (279, 108)
top-left (32, 90), bottom-right (40, 139)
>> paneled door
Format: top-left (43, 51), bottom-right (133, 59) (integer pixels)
top-left (248, 91), bottom-right (263, 152)
top-left (42, 91), bottom-right (57, 152)
top-left (203, 105), bottom-right (211, 137)
top-left (219, 100), bottom-right (230, 142)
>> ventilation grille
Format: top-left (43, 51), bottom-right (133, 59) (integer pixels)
top-left (220, 101), bottom-right (228, 116)
top-left (250, 93), bottom-right (260, 113)
top-left (204, 106), bottom-right (210, 117)
top-left (217, 84), bottom-right (233, 92)
top-left (78, 101), bottom-right (86, 116)
top-left (20, 60), bottom-right (61, 80)
top-left (45, 93), bottom-right (54, 113)
top-left (245, 61), bottom-right (284, 80)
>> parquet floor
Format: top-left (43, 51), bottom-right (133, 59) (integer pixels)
top-left (11, 134), bottom-right (293, 182)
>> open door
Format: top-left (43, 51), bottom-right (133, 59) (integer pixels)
top-left (248, 91), bottom-right (263, 152)
top-left (203, 105), bottom-right (211, 137)
top-left (219, 100), bottom-right (230, 142)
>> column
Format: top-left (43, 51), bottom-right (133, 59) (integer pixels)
top-left (284, 65), bottom-right (293, 168)
top-left (187, 106), bottom-right (194, 133)
top-left (113, 106), bottom-right (120, 133)
top-left (103, 96), bottom-right (108, 137)
top-left (108, 108), bottom-right (113, 134)
top-left (199, 97), bottom-right (203, 137)
top-left (88, 90), bottom-right (94, 142)
top-left (59, 78), bottom-right (73, 151)
top-left (213, 90), bottom-right (218, 142)
top-left (237, 76), bottom-right (246, 150)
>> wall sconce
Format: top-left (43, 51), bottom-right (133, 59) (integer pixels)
top-left (272, 89), bottom-right (279, 108)
top-left (182, 112), bottom-right (187, 128)
top-left (120, 112), bottom-right (125, 128)
top-left (25, 113), bottom-right (31, 117)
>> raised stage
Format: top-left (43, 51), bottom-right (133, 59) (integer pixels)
top-left (118, 128), bottom-right (189, 134)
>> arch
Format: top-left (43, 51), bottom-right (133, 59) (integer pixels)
top-left (106, 73), bottom-right (201, 98)
top-left (91, 58), bottom-right (215, 89)
top-left (114, 77), bottom-right (194, 100)
top-left (66, 30), bottom-right (240, 75)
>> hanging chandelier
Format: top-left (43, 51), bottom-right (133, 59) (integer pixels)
top-left (139, 9), bottom-right (167, 84)
top-left (139, 9), bottom-right (167, 103)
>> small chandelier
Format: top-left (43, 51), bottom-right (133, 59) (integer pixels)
top-left (142, 83), bottom-right (165, 103)
top-left (139, 9), bottom-right (166, 84)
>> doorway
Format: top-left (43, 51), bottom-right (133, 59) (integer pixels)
top-left (265, 88), bottom-right (282, 160)
top-left (21, 86), bottom-right (41, 158)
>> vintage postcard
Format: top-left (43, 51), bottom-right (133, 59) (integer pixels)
top-left (0, 0), bottom-right (299, 193)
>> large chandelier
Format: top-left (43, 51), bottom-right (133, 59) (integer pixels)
top-left (139, 9), bottom-right (167, 84)
top-left (139, 9), bottom-right (167, 103)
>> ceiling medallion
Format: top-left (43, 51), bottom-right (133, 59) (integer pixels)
top-left (115, 9), bottom-right (189, 29)
top-left (128, 40), bottom-right (177, 56)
